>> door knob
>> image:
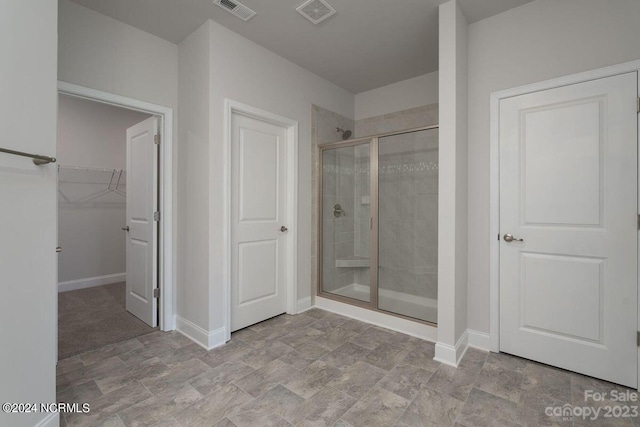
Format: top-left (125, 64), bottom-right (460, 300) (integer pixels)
top-left (56, 247), bottom-right (62, 253)
top-left (503, 233), bottom-right (524, 242)
top-left (280, 226), bottom-right (288, 233)
top-left (122, 226), bottom-right (129, 231)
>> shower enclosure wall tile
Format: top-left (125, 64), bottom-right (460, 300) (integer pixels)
top-left (378, 127), bottom-right (439, 310)
top-left (355, 103), bottom-right (438, 138)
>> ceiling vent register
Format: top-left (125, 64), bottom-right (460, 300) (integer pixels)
top-left (213, 0), bottom-right (256, 22)
top-left (297, 0), bottom-right (337, 25)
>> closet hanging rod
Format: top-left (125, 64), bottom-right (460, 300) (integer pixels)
top-left (58, 164), bottom-right (123, 172)
top-left (0, 147), bottom-right (56, 165)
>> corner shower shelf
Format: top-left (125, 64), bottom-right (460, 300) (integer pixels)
top-left (335, 256), bottom-right (370, 268)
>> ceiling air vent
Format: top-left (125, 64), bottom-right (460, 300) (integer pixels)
top-left (213, 0), bottom-right (256, 22)
top-left (297, 0), bottom-right (336, 25)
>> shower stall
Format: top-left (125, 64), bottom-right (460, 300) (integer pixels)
top-left (318, 126), bottom-right (439, 324)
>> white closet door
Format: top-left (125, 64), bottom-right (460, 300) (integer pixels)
top-left (125, 117), bottom-right (158, 327)
top-left (499, 72), bottom-right (638, 387)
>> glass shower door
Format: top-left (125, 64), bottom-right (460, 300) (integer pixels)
top-left (320, 141), bottom-right (372, 303)
top-left (377, 129), bottom-right (438, 323)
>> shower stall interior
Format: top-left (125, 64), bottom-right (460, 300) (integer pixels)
top-left (318, 126), bottom-right (439, 324)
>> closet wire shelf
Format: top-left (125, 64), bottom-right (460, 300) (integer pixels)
top-left (58, 165), bottom-right (126, 205)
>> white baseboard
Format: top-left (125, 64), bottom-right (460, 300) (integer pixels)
top-left (434, 330), bottom-right (468, 367)
top-left (314, 296), bottom-right (437, 342)
top-left (435, 328), bottom-right (491, 367)
top-left (296, 297), bottom-right (312, 313)
top-left (176, 315), bottom-right (226, 351)
top-left (58, 273), bottom-right (126, 293)
top-left (34, 412), bottom-right (59, 427)
top-left (467, 329), bottom-right (490, 351)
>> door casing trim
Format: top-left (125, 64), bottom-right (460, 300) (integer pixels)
top-left (57, 81), bottom-right (176, 331)
top-left (223, 99), bottom-right (299, 341)
top-left (489, 60), bottom-right (640, 376)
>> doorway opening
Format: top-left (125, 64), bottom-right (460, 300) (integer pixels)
top-left (56, 82), bottom-right (175, 361)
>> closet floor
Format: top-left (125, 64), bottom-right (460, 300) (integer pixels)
top-left (58, 282), bottom-right (157, 360)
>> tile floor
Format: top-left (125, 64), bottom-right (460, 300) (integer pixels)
top-left (58, 282), bottom-right (157, 359)
top-left (57, 308), bottom-right (639, 427)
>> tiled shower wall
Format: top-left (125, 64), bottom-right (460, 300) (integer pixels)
top-left (356, 104), bottom-right (439, 301)
top-left (354, 103), bottom-right (438, 138)
top-left (311, 105), bottom-right (355, 296)
top-left (378, 130), bottom-right (439, 301)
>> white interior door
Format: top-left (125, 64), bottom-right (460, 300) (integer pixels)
top-left (499, 72), bottom-right (638, 388)
top-left (231, 112), bottom-right (289, 332)
top-left (125, 117), bottom-right (158, 327)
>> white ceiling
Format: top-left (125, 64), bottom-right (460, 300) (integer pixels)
top-left (68, 0), bottom-right (534, 93)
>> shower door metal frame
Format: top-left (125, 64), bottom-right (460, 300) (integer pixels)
top-left (317, 125), bottom-right (439, 326)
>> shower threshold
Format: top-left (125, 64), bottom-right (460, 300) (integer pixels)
top-left (330, 283), bottom-right (437, 323)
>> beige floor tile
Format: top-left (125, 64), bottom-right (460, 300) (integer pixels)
top-left (426, 364), bottom-right (479, 402)
top-left (189, 360), bottom-right (254, 396)
top-left (320, 342), bottom-right (371, 369)
top-left (173, 383), bottom-right (253, 427)
top-left (396, 388), bottom-right (463, 427)
top-left (233, 359), bottom-right (293, 398)
top-left (291, 388), bottom-right (357, 427)
top-left (283, 360), bottom-right (342, 399)
top-left (65, 382), bottom-right (152, 427)
top-left (475, 363), bottom-right (524, 403)
top-left (118, 383), bottom-right (202, 426)
top-left (378, 363), bottom-right (435, 401)
top-left (140, 358), bottom-right (211, 395)
top-left (362, 342), bottom-right (409, 371)
top-left (241, 340), bottom-right (295, 369)
top-left (457, 348), bottom-right (488, 373)
top-left (515, 389), bottom-right (569, 427)
top-left (341, 387), bottom-right (409, 427)
top-left (327, 361), bottom-right (386, 399)
top-left (456, 388), bottom-right (517, 427)
top-left (521, 362), bottom-right (571, 403)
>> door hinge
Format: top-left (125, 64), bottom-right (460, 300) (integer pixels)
top-left (153, 288), bottom-right (160, 299)
top-left (637, 214), bottom-right (640, 230)
top-left (154, 134), bottom-right (160, 145)
top-left (637, 97), bottom-right (640, 114)
top-left (154, 211), bottom-right (161, 221)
